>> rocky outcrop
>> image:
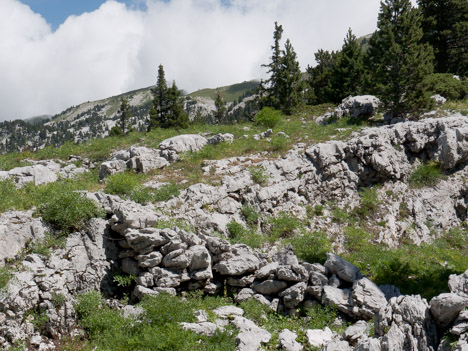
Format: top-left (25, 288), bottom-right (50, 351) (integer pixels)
top-left (0, 218), bottom-right (119, 348)
top-left (317, 95), bottom-right (381, 123)
top-left (0, 210), bottom-right (48, 264)
top-left (0, 159), bottom-right (88, 187)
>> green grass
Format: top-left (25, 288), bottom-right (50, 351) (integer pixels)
top-left (254, 107), bottom-right (284, 128)
top-left (409, 161), bottom-right (446, 188)
top-left (249, 166), bottom-right (269, 186)
top-left (0, 265), bottom-right (13, 290)
top-left (289, 231), bottom-right (331, 264)
top-left (352, 186), bottom-right (381, 219)
top-left (226, 221), bottom-right (265, 249)
top-left (74, 291), bottom-right (236, 351)
top-left (240, 299), bottom-right (344, 348)
top-left (268, 213), bottom-right (302, 241)
top-left (343, 226), bottom-right (468, 299)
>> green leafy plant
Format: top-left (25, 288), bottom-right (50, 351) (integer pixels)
top-left (0, 265), bottom-right (13, 290)
top-left (51, 292), bottom-right (67, 308)
top-left (113, 274), bottom-right (137, 288)
top-left (352, 187), bottom-right (381, 219)
top-left (241, 205), bottom-right (260, 227)
top-left (269, 213), bottom-right (302, 240)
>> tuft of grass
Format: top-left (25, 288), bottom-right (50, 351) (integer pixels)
top-left (0, 265), bottom-right (13, 290)
top-left (289, 231), bottom-right (331, 264)
top-left (105, 172), bottom-right (145, 196)
top-left (249, 166), bottom-right (269, 186)
top-left (409, 161), bottom-right (445, 188)
top-left (268, 213), bottom-right (302, 241)
top-left (27, 232), bottom-right (67, 257)
top-left (227, 221), bottom-right (265, 249)
top-left (352, 187), bottom-right (381, 219)
top-left (241, 205), bottom-right (260, 227)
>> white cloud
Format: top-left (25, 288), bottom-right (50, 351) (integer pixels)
top-left (0, 0), bottom-right (390, 120)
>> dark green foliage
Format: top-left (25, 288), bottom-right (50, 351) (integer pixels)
top-left (306, 49), bottom-right (338, 104)
top-left (329, 29), bottom-right (365, 103)
top-left (118, 97), bottom-right (131, 135)
top-left (253, 107), bottom-right (283, 128)
top-left (423, 73), bottom-right (468, 100)
top-left (289, 231), bottom-right (331, 264)
top-left (367, 0), bottom-right (434, 117)
top-left (259, 22), bottom-right (304, 114)
top-left (409, 161), bottom-right (445, 188)
top-left (279, 39), bottom-right (305, 114)
top-left (109, 125), bottom-right (123, 136)
top-left (418, 0), bottom-right (468, 76)
top-left (149, 65), bottom-right (189, 130)
top-left (214, 90), bottom-right (227, 123)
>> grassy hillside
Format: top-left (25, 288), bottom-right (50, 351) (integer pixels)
top-left (188, 80), bottom-right (259, 102)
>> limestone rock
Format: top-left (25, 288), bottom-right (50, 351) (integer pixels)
top-left (324, 253), bottom-right (362, 283)
top-left (279, 329), bottom-right (303, 351)
top-left (449, 270), bottom-right (468, 297)
top-left (279, 282), bottom-right (307, 309)
top-left (430, 293), bottom-right (468, 328)
top-left (99, 159), bottom-right (127, 180)
top-left (213, 245), bottom-right (260, 276)
top-left (306, 327), bottom-right (333, 348)
top-left (207, 133), bottom-right (234, 145)
top-left (159, 134), bottom-right (207, 153)
top-left (252, 280), bottom-right (288, 295)
top-left (0, 210), bottom-right (48, 265)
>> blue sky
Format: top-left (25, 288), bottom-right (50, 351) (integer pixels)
top-left (19, 0), bottom-right (146, 30)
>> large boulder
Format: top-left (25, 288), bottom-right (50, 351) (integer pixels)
top-left (449, 269), bottom-right (468, 297)
top-left (0, 210), bottom-right (48, 265)
top-left (334, 95), bottom-right (381, 119)
top-left (213, 245), bottom-right (260, 276)
top-left (430, 293), bottom-right (468, 328)
top-left (159, 134), bottom-right (207, 153)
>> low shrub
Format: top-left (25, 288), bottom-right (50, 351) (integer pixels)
top-left (249, 166), bottom-right (269, 186)
top-left (27, 232), bottom-right (67, 257)
top-left (227, 221), bottom-right (265, 248)
top-left (0, 265), bottom-right (13, 290)
top-left (423, 73), bottom-right (468, 101)
top-left (241, 205), bottom-right (260, 227)
top-left (254, 107), bottom-right (283, 128)
top-left (37, 187), bottom-right (105, 232)
top-left (409, 161), bottom-right (445, 188)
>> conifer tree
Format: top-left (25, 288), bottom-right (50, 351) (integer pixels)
top-left (165, 81), bottom-right (189, 129)
top-left (259, 22), bottom-right (284, 110)
top-left (418, 0), bottom-right (467, 76)
top-left (214, 90), bottom-right (227, 123)
top-left (148, 64), bottom-right (169, 130)
top-left (305, 49), bottom-right (339, 104)
top-left (279, 39), bottom-right (304, 114)
top-left (367, 0), bottom-right (434, 117)
top-left (118, 97), bottom-right (130, 135)
top-left (329, 29), bottom-right (365, 103)
top-left (259, 22), bottom-right (304, 114)
top-left (148, 65), bottom-right (188, 129)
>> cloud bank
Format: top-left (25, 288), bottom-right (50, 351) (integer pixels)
top-left (1, 0), bottom-right (395, 120)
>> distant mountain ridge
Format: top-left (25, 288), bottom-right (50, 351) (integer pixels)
top-left (0, 80), bottom-right (259, 154)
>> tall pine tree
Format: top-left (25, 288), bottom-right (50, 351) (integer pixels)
top-left (279, 39), bottom-right (304, 114)
top-left (367, 0), bottom-right (434, 117)
top-left (259, 22), bottom-right (303, 114)
top-left (329, 29), bottom-right (365, 103)
top-left (165, 81), bottom-right (189, 129)
top-left (418, 0), bottom-right (467, 76)
top-left (118, 97), bottom-right (130, 135)
top-left (214, 90), bottom-right (227, 123)
top-left (148, 65), bottom-right (188, 129)
top-left (149, 64), bottom-right (169, 130)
